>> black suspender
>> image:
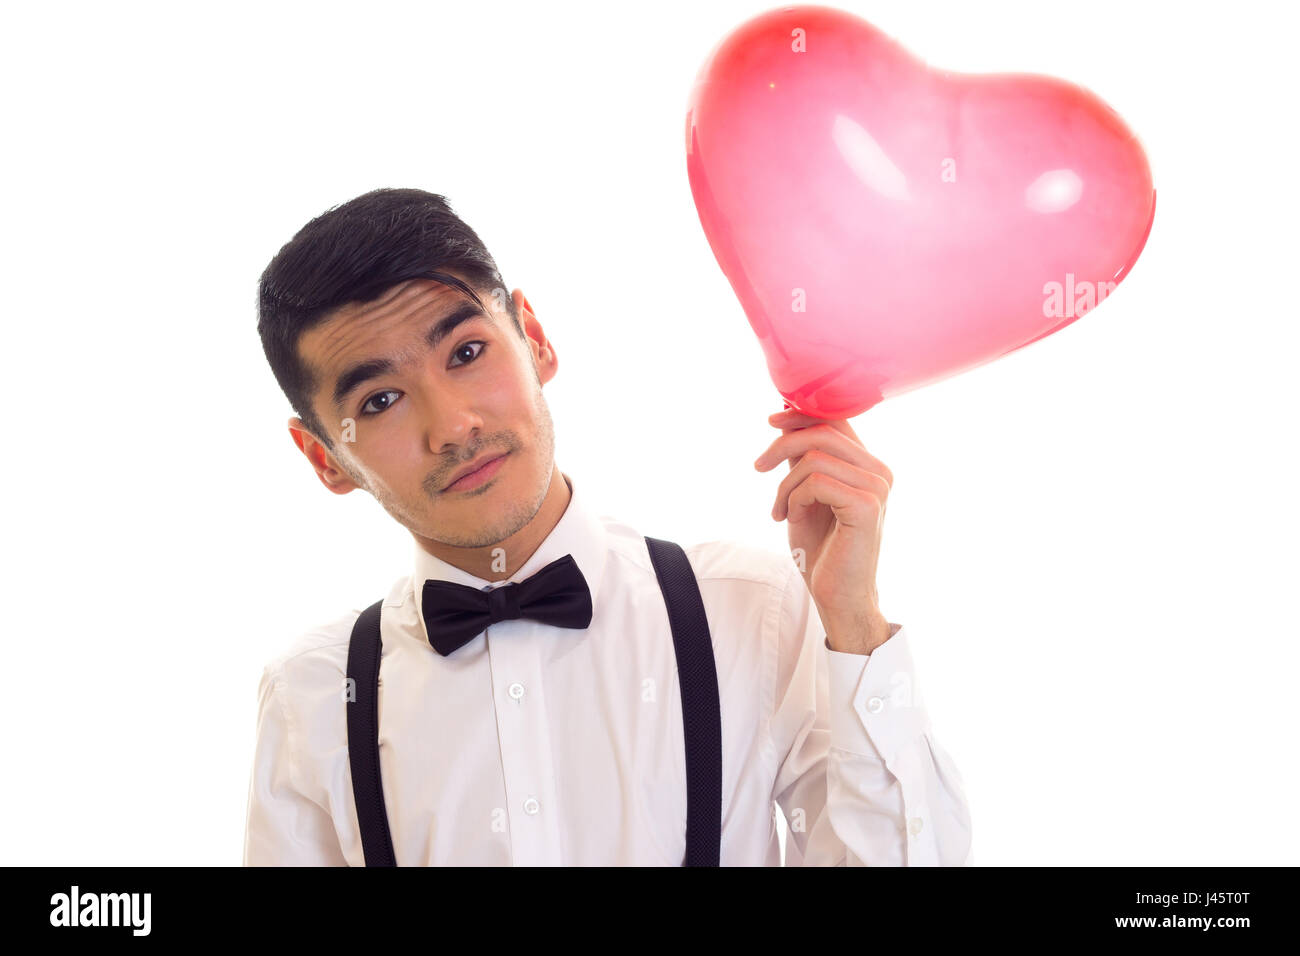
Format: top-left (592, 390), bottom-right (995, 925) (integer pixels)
top-left (344, 599), bottom-right (397, 867)
top-left (344, 535), bottom-right (722, 866)
top-left (643, 536), bottom-right (723, 866)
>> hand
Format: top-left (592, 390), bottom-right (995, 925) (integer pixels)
top-left (754, 405), bottom-right (893, 655)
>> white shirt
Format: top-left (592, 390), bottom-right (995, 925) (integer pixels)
top-left (242, 472), bottom-right (973, 865)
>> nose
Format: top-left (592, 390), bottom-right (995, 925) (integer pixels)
top-left (416, 378), bottom-right (484, 455)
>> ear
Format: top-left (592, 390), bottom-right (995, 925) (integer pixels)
top-left (288, 417), bottom-right (362, 495)
top-left (513, 290), bottom-right (558, 385)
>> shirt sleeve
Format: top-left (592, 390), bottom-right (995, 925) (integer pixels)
top-left (242, 663), bottom-right (348, 866)
top-left (768, 562), bottom-right (974, 866)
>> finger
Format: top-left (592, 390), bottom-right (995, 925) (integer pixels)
top-left (769, 409), bottom-right (858, 442)
top-left (756, 423), bottom-right (892, 487)
top-left (756, 422), bottom-right (869, 474)
top-left (787, 471), bottom-right (884, 529)
top-left (773, 449), bottom-right (891, 520)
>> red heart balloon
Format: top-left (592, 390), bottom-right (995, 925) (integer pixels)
top-left (686, 5), bottom-right (1156, 418)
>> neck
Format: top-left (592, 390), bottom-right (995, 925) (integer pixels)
top-left (413, 465), bottom-right (571, 582)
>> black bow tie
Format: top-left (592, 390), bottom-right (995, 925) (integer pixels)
top-left (420, 553), bottom-right (593, 656)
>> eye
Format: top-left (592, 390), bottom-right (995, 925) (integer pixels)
top-left (449, 340), bottom-right (487, 367)
top-left (359, 389), bottom-right (400, 416)
top-left (356, 342), bottom-right (488, 418)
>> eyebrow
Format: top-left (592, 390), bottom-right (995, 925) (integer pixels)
top-left (330, 302), bottom-right (488, 412)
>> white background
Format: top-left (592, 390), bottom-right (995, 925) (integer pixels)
top-left (2, 0), bottom-right (1296, 866)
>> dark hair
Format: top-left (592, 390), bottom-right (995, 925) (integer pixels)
top-left (257, 188), bottom-right (522, 452)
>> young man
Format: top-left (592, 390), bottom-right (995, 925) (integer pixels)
top-left (243, 187), bottom-right (973, 866)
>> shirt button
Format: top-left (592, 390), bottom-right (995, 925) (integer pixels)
top-left (866, 696), bottom-right (885, 714)
top-left (908, 816), bottom-right (924, 836)
top-left (523, 797), bottom-right (540, 815)
top-left (508, 682), bottom-right (525, 701)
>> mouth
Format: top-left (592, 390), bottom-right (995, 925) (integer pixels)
top-left (441, 452), bottom-right (509, 493)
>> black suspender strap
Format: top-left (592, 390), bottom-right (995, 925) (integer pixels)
top-left (345, 535), bottom-right (722, 866)
top-left (345, 599), bottom-right (397, 866)
top-left (644, 536), bottom-right (723, 867)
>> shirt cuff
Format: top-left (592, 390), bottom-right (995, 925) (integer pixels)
top-left (823, 624), bottom-right (933, 767)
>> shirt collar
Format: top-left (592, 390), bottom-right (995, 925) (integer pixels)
top-left (410, 471), bottom-right (608, 642)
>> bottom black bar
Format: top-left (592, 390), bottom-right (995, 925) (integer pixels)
top-left (6, 866), bottom-right (1287, 939)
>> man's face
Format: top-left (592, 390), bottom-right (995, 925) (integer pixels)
top-left (291, 276), bottom-right (559, 549)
